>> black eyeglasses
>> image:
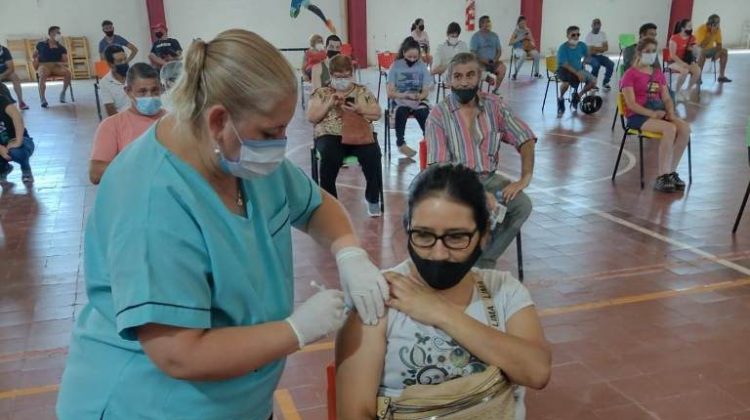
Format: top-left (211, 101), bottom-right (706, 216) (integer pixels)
top-left (571, 33), bottom-right (581, 38)
top-left (408, 229), bottom-right (478, 250)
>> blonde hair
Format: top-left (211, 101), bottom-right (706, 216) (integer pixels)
top-left (309, 33), bottom-right (323, 48)
top-left (170, 29), bottom-right (297, 132)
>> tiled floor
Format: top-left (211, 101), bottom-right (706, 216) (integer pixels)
top-left (1, 52), bottom-right (749, 420)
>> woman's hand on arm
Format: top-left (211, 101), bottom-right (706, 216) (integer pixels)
top-left (335, 311), bottom-right (388, 420)
top-left (622, 87), bottom-right (657, 119)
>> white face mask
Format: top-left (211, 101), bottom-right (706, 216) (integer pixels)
top-left (314, 43), bottom-right (324, 51)
top-left (641, 52), bottom-right (657, 66)
top-left (53, 34), bottom-right (62, 42)
top-left (447, 36), bottom-right (459, 46)
top-left (331, 77), bottom-right (352, 91)
top-left (218, 119), bottom-right (288, 179)
top-left (569, 39), bottom-right (579, 46)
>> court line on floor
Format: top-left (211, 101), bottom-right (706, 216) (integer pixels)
top-left (3, 274), bottom-right (749, 412)
top-left (274, 389), bottom-right (302, 420)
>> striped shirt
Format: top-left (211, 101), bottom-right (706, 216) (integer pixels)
top-left (426, 93), bottom-right (536, 172)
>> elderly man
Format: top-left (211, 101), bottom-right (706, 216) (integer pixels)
top-left (425, 52), bottom-right (536, 268)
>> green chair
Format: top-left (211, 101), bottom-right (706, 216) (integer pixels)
top-left (615, 33), bottom-right (637, 70)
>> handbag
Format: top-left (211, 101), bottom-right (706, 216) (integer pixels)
top-left (375, 276), bottom-right (516, 420)
top-left (340, 100), bottom-right (375, 145)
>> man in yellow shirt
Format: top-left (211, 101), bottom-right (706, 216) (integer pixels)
top-left (695, 14), bottom-right (731, 83)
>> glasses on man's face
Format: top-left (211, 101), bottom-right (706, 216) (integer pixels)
top-left (408, 229), bottom-right (478, 250)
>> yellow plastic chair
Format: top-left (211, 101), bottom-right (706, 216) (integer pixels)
top-left (612, 93), bottom-right (692, 189)
top-left (541, 56), bottom-right (559, 112)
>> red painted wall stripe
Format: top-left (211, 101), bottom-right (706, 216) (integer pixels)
top-left (146, 0), bottom-right (167, 43)
top-left (521, 0), bottom-right (543, 51)
top-left (347, 0), bottom-right (368, 67)
top-left (668, 0), bottom-right (694, 43)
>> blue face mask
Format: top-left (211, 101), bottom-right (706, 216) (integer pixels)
top-left (134, 96), bottom-right (162, 116)
top-left (218, 119), bottom-right (287, 179)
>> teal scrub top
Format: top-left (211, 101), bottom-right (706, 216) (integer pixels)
top-left (56, 124), bottom-right (322, 420)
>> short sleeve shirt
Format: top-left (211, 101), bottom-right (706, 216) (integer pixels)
top-left (695, 24), bottom-right (722, 47)
top-left (557, 42), bottom-right (588, 71)
top-left (669, 34), bottom-right (696, 60)
top-left (387, 59), bottom-right (433, 108)
top-left (620, 67), bottom-right (667, 117)
top-left (0, 46), bottom-right (12, 73)
top-left (151, 38), bottom-right (182, 58)
top-left (36, 41), bottom-right (67, 63)
top-left (310, 84), bottom-right (377, 138)
top-left (470, 31), bottom-right (501, 61)
top-left (434, 41), bottom-right (470, 76)
top-left (0, 95), bottom-right (28, 145)
top-left (585, 31), bottom-right (607, 49)
top-left (57, 124), bottom-right (323, 419)
top-left (90, 108), bottom-right (162, 163)
top-left (426, 93), bottom-right (536, 172)
top-left (99, 35), bottom-right (130, 55)
top-left (379, 260), bottom-right (534, 418)
top-left (98, 72), bottom-right (130, 112)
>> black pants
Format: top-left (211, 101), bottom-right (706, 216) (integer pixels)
top-left (394, 106), bottom-right (429, 146)
top-left (315, 135), bottom-right (382, 204)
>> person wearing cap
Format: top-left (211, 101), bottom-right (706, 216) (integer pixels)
top-left (149, 24), bottom-right (182, 69)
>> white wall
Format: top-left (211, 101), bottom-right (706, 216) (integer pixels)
top-left (0, 0), bottom-right (151, 66)
top-left (164, 0), bottom-right (347, 66)
top-left (692, 0), bottom-right (750, 47)
top-left (367, 0), bottom-right (520, 65)
top-left (540, 0), bottom-right (671, 55)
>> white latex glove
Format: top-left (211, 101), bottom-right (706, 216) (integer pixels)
top-left (335, 247), bottom-right (389, 325)
top-left (285, 289), bottom-right (346, 349)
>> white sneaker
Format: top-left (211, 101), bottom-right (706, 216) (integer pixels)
top-left (366, 200), bottom-right (382, 217)
top-left (398, 144), bottom-right (417, 158)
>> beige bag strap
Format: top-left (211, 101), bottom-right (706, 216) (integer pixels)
top-left (475, 275), bottom-right (500, 329)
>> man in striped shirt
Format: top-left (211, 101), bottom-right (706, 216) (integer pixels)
top-left (426, 52), bottom-right (536, 268)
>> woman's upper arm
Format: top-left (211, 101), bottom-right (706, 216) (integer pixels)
top-left (622, 86), bottom-right (637, 107)
top-left (335, 311), bottom-right (387, 419)
top-left (137, 323), bottom-right (204, 376)
top-left (505, 306), bottom-right (548, 350)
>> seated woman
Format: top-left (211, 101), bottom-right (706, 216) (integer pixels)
top-left (387, 37), bottom-right (433, 158)
top-left (307, 55), bottom-right (383, 217)
top-left (621, 37), bottom-right (691, 193)
top-left (0, 91), bottom-right (35, 183)
top-left (411, 18), bottom-right (432, 66)
top-left (302, 33), bottom-right (326, 82)
top-left (508, 16), bottom-right (541, 80)
top-left (431, 22), bottom-right (469, 80)
top-left (668, 19), bottom-right (702, 101)
top-left (336, 164), bottom-right (550, 419)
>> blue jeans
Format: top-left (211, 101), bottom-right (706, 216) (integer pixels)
top-left (1, 136), bottom-right (35, 173)
top-left (588, 54), bottom-right (614, 84)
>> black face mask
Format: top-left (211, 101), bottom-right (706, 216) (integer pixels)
top-left (408, 242), bottom-right (482, 290)
top-left (685, 29), bottom-right (693, 36)
top-left (405, 58), bottom-right (418, 67)
top-left (155, 32), bottom-right (164, 39)
top-left (327, 50), bottom-right (339, 59)
top-left (418, 24), bottom-right (425, 31)
top-left (104, 30), bottom-right (115, 37)
top-left (114, 63), bottom-right (129, 77)
top-left (452, 85), bottom-right (479, 104)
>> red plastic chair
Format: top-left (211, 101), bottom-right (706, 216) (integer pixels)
top-left (341, 43), bottom-right (360, 81)
top-left (326, 362), bottom-right (337, 420)
top-left (376, 51), bottom-right (395, 102)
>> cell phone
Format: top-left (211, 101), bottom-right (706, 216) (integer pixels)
top-left (345, 97), bottom-right (355, 105)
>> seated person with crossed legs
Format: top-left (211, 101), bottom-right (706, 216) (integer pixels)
top-left (307, 55), bottom-right (383, 217)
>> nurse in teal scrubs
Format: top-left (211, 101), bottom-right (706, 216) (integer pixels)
top-left (56, 29), bottom-right (388, 420)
